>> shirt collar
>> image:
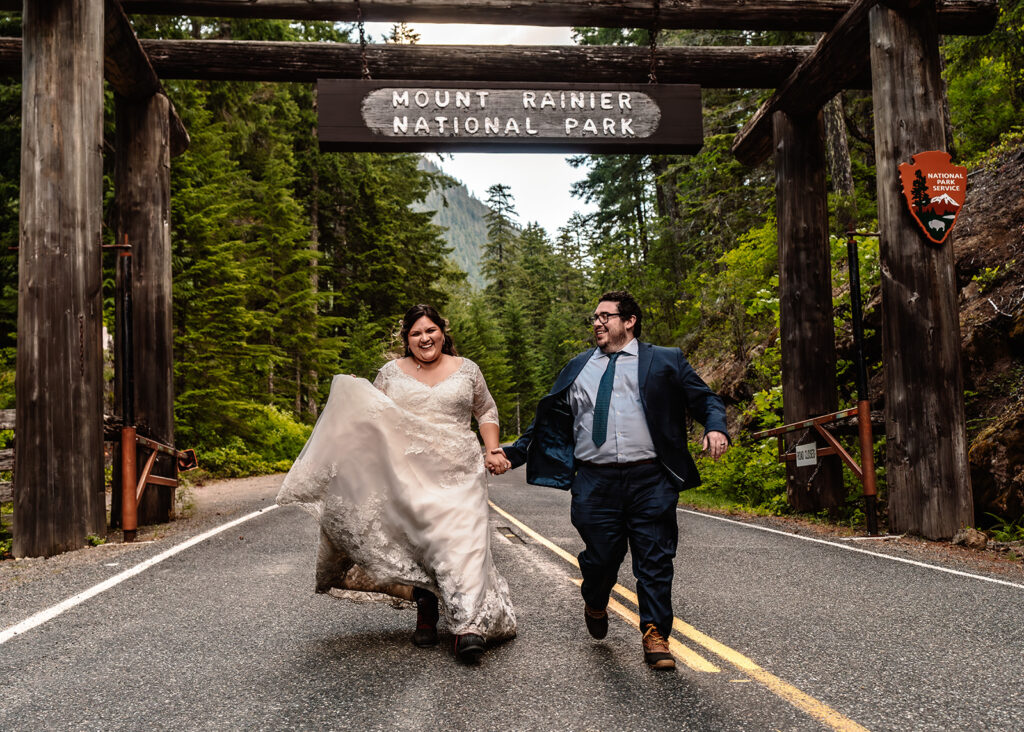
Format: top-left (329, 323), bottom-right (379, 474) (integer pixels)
top-left (593, 338), bottom-right (638, 360)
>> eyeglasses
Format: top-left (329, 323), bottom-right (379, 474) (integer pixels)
top-left (590, 312), bottom-right (624, 324)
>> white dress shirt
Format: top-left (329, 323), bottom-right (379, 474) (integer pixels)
top-left (569, 338), bottom-right (657, 463)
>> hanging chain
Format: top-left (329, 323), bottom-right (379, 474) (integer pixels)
top-left (647, 0), bottom-right (661, 84)
top-left (354, 0), bottom-right (371, 80)
top-left (783, 428), bottom-right (813, 456)
top-left (784, 427), bottom-right (824, 487)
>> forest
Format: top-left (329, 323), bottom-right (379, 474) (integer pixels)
top-left (0, 6), bottom-right (1022, 535)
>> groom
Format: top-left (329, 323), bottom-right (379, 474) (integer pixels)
top-left (497, 291), bottom-right (729, 670)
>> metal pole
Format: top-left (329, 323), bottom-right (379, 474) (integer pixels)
top-left (847, 232), bottom-right (878, 535)
top-left (118, 242), bottom-right (138, 542)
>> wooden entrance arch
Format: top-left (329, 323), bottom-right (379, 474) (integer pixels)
top-left (4, 0), bottom-right (997, 555)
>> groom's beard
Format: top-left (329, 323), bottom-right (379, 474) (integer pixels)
top-left (598, 330), bottom-right (631, 353)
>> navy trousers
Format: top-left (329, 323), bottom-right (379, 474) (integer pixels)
top-left (570, 461), bottom-right (679, 638)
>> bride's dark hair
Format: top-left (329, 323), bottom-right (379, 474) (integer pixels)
top-left (401, 304), bottom-right (458, 357)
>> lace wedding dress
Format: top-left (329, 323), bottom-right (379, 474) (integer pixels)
top-left (277, 358), bottom-right (517, 642)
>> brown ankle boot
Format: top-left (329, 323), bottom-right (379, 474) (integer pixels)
top-left (412, 593), bottom-right (439, 647)
top-left (641, 624), bottom-right (675, 670)
top-left (584, 604), bottom-right (609, 639)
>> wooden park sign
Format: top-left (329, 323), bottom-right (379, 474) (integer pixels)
top-left (318, 80), bottom-right (702, 154)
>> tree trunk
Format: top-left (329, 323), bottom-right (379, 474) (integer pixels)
top-left (15, 0), bottom-right (106, 557)
top-left (823, 95), bottom-right (855, 195)
top-left (773, 110), bottom-right (844, 513)
top-left (869, 1), bottom-right (973, 538)
top-left (823, 93), bottom-right (857, 230)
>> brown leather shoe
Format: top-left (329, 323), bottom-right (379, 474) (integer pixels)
top-left (584, 604), bottom-right (609, 639)
top-left (642, 624), bottom-right (676, 670)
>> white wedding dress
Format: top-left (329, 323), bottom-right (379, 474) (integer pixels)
top-left (277, 358), bottom-right (517, 641)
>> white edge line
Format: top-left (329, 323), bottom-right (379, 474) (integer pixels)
top-left (0, 504), bottom-right (280, 646)
top-left (679, 508), bottom-right (1024, 591)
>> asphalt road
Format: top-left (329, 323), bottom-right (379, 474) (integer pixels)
top-left (1, 471), bottom-right (1022, 731)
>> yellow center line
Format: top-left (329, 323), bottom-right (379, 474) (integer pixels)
top-left (570, 578), bottom-right (721, 673)
top-left (489, 500), bottom-right (871, 732)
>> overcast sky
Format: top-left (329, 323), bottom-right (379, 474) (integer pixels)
top-left (365, 22), bottom-right (596, 236)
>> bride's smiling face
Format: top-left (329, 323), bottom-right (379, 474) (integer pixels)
top-left (407, 315), bottom-right (443, 363)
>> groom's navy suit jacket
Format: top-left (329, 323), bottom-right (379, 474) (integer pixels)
top-left (504, 342), bottom-right (728, 491)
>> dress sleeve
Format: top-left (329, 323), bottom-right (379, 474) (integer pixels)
top-left (373, 362), bottom-right (390, 394)
top-left (470, 361), bottom-right (500, 426)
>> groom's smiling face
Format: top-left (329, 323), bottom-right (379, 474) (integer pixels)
top-left (593, 301), bottom-right (635, 353)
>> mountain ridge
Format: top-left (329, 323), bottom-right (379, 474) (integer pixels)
top-left (416, 157), bottom-right (489, 289)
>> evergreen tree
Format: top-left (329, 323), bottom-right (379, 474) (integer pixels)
top-left (0, 12), bottom-right (21, 406)
top-left (482, 183), bottom-right (519, 306)
top-left (446, 294), bottom-right (516, 435)
top-left (911, 170), bottom-right (931, 209)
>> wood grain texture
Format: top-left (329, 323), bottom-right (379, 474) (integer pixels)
top-left (27, 0), bottom-right (998, 34)
top-left (113, 92), bottom-right (176, 526)
top-left (140, 40), bottom-right (817, 89)
top-left (103, 0), bottom-right (190, 156)
top-left (15, 0), bottom-right (107, 557)
top-left (319, 80), bottom-right (702, 153)
top-left (773, 110), bottom-right (844, 512)
top-left (732, 0), bottom-right (876, 166)
top-left (869, 1), bottom-right (972, 538)
top-left (0, 27), bottom-right (190, 153)
top-left (0, 37), bottom-right (814, 88)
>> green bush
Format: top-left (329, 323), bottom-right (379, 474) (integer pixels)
top-left (689, 440), bottom-right (789, 513)
top-left (184, 403), bottom-right (311, 479)
top-left (197, 440), bottom-right (296, 479)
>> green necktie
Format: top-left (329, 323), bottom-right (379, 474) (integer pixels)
top-left (591, 352), bottom-right (621, 447)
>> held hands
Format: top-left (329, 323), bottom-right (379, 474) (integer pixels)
top-left (702, 431), bottom-right (729, 462)
top-left (486, 447), bottom-right (512, 475)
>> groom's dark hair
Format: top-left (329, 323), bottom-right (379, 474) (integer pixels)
top-left (401, 304), bottom-right (458, 357)
top-left (598, 290), bottom-right (642, 339)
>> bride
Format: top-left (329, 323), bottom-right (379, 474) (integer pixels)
top-left (277, 304), bottom-right (517, 663)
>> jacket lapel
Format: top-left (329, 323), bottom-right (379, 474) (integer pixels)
top-left (637, 341), bottom-right (653, 408)
top-left (551, 348), bottom-right (596, 394)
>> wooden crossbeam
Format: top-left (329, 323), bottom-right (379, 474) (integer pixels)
top-left (0, 37), bottom-right (820, 87)
top-left (731, 0), bottom-right (879, 166)
top-left (0, 6), bottom-right (190, 155)
top-left (144, 40), bottom-right (834, 88)
top-left (0, 0), bottom-right (990, 35)
top-left (104, 0), bottom-right (190, 156)
top-left (104, 0), bottom-right (161, 99)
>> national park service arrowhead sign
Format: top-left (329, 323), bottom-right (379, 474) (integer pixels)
top-left (897, 150), bottom-right (967, 245)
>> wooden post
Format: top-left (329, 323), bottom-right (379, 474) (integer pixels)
top-left (15, 0), bottom-right (106, 556)
top-left (869, 0), bottom-right (973, 538)
top-left (113, 92), bottom-right (175, 526)
top-left (773, 110), bottom-right (844, 512)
